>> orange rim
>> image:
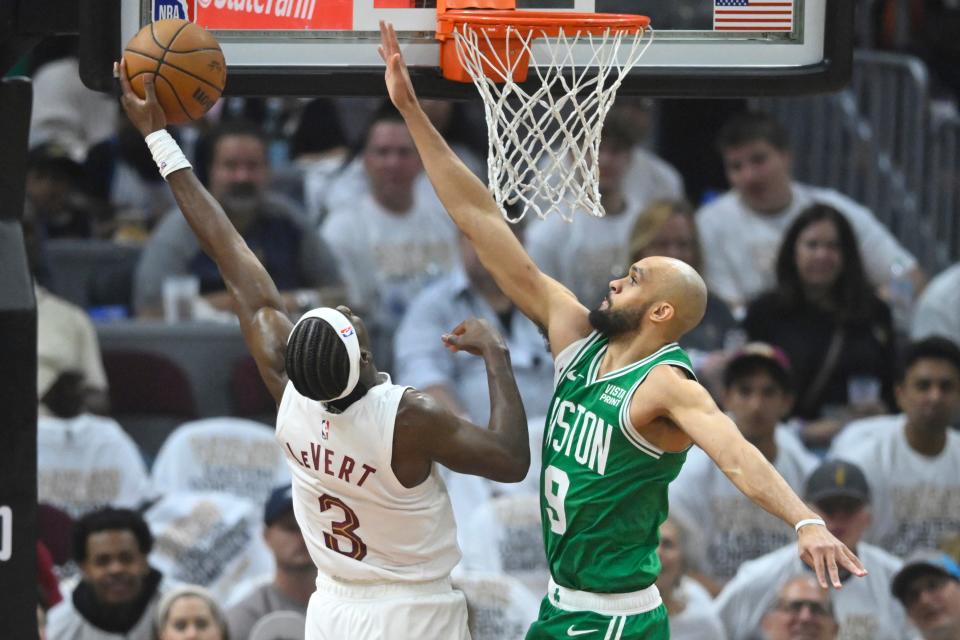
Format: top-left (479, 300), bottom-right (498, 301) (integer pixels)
top-left (437, 10), bottom-right (649, 39)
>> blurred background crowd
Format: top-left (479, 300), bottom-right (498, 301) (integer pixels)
top-left (15, 2), bottom-right (960, 639)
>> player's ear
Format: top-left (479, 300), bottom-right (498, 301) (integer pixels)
top-left (649, 301), bottom-right (674, 324)
top-left (359, 348), bottom-right (373, 366)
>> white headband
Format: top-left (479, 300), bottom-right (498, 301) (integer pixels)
top-left (290, 307), bottom-right (361, 400)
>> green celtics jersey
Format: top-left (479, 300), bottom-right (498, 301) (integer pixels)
top-left (541, 332), bottom-right (696, 593)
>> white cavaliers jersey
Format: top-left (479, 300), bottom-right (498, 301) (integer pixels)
top-left (275, 374), bottom-right (461, 583)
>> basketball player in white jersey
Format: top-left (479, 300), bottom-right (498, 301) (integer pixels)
top-left (116, 61), bottom-right (532, 640)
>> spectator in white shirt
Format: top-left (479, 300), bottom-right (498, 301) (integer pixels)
top-left (891, 550), bottom-right (960, 640)
top-left (526, 116), bottom-right (649, 308)
top-left (715, 459), bottom-right (913, 640)
top-left (696, 111), bottom-right (924, 313)
top-left (669, 343), bottom-right (817, 590)
top-left (656, 518), bottom-right (727, 639)
top-left (226, 485), bottom-right (314, 640)
top-left (760, 575), bottom-right (839, 640)
top-left (830, 337), bottom-right (960, 557)
top-left (322, 103), bottom-right (458, 370)
top-left (911, 263), bottom-right (960, 347)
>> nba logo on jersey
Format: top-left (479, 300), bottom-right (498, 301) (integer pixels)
top-left (320, 418), bottom-right (331, 440)
top-left (153, 0), bottom-right (193, 21)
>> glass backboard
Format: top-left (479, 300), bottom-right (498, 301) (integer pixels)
top-left (85, 0), bottom-right (853, 96)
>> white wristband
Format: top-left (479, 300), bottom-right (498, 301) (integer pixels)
top-left (795, 518), bottom-right (826, 532)
top-left (145, 129), bottom-right (192, 180)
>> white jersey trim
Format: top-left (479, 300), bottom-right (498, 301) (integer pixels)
top-left (619, 359), bottom-right (697, 459)
top-left (555, 331), bottom-right (603, 387)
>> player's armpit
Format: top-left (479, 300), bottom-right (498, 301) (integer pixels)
top-left (393, 390), bottom-right (530, 485)
top-left (631, 364), bottom-right (746, 466)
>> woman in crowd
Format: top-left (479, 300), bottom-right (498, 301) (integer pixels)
top-left (628, 200), bottom-right (739, 394)
top-left (155, 585), bottom-right (229, 640)
top-left (743, 203), bottom-right (895, 448)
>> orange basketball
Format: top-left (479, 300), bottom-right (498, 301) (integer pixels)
top-left (123, 19), bottom-right (226, 125)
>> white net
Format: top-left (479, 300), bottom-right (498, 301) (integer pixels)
top-left (451, 21), bottom-right (653, 223)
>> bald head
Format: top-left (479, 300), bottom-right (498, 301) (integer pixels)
top-left (637, 257), bottom-right (707, 339)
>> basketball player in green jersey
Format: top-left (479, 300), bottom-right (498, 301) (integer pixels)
top-left (379, 23), bottom-right (866, 639)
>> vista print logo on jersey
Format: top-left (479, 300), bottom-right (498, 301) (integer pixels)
top-left (153, 0), bottom-right (193, 21)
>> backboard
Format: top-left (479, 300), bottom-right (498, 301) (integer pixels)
top-left (85, 0), bottom-right (853, 97)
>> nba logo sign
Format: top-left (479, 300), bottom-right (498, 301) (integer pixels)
top-left (153, 0), bottom-right (193, 21)
top-left (340, 326), bottom-right (355, 338)
top-left (320, 418), bottom-right (331, 440)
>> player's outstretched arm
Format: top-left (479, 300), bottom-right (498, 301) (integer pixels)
top-left (636, 365), bottom-right (868, 590)
top-left (393, 319), bottom-right (530, 483)
top-left (117, 61), bottom-right (292, 403)
top-left (377, 22), bottom-right (590, 356)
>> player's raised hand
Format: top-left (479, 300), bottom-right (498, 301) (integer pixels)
top-left (114, 59), bottom-right (167, 137)
top-left (442, 319), bottom-right (508, 357)
top-left (797, 524), bottom-right (868, 589)
top-left (378, 21), bottom-right (418, 112)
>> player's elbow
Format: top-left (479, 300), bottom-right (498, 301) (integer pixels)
top-left (497, 449), bottom-right (531, 483)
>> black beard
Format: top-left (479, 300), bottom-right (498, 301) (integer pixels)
top-left (588, 305), bottom-right (645, 338)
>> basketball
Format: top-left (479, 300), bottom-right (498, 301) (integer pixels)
top-left (122, 19), bottom-right (226, 125)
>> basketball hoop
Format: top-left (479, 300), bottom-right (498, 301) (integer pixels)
top-left (436, 0), bottom-right (652, 223)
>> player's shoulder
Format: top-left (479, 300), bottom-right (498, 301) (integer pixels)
top-left (395, 387), bottom-right (445, 425)
top-left (642, 361), bottom-right (703, 396)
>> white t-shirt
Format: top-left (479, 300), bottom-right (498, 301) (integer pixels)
top-left (321, 144), bottom-right (484, 223)
top-left (276, 375), bottom-right (461, 583)
top-left (38, 414), bottom-right (152, 518)
top-left (440, 416), bottom-right (545, 553)
top-left (695, 182), bottom-right (917, 309)
top-left (459, 492), bottom-right (549, 597)
top-left (713, 542), bottom-right (913, 640)
top-left (911, 263), bottom-right (960, 345)
top-left (151, 417), bottom-right (290, 506)
top-left (145, 491), bottom-right (274, 603)
top-left (669, 426), bottom-right (818, 582)
top-left (451, 570), bottom-right (541, 640)
top-left (36, 286), bottom-right (108, 407)
top-left (669, 576), bottom-right (727, 640)
top-left (623, 147), bottom-right (686, 206)
top-left (828, 414), bottom-right (904, 458)
top-left (321, 192), bottom-right (458, 341)
top-left (829, 423), bottom-right (960, 557)
top-left (525, 193), bottom-right (647, 306)
top-left (29, 57), bottom-right (117, 159)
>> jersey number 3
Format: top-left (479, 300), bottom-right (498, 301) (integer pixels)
top-left (544, 465), bottom-right (570, 534)
top-left (318, 494), bottom-right (367, 561)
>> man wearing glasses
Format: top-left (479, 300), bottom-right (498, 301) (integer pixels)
top-left (715, 460), bottom-right (912, 639)
top-left (760, 575), bottom-right (838, 640)
top-left (891, 551), bottom-right (960, 640)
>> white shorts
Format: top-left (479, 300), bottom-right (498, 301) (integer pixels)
top-left (305, 574), bottom-right (471, 640)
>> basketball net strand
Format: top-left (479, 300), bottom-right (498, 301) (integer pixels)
top-left (452, 22), bottom-right (653, 223)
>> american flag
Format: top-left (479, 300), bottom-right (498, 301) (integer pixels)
top-left (714, 0), bottom-right (794, 32)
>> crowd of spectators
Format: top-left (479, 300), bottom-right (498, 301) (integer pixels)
top-left (23, 36), bottom-right (960, 640)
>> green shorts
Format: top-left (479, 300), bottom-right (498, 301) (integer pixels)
top-left (525, 582), bottom-right (669, 640)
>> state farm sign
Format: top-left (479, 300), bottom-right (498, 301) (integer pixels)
top-left (195, 0), bottom-right (352, 30)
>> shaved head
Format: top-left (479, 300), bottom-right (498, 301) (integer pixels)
top-left (642, 257), bottom-right (708, 338)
